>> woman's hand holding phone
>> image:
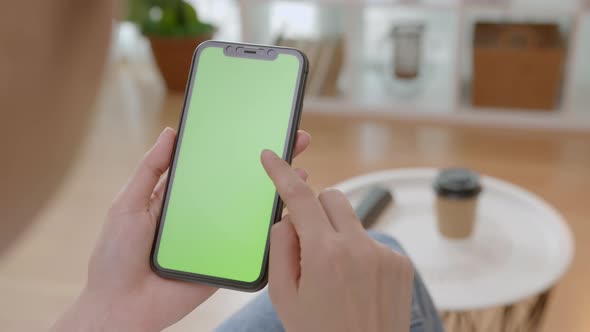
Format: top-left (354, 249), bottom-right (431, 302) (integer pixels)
top-left (261, 150), bottom-right (415, 332)
top-left (51, 127), bottom-right (311, 332)
top-left (52, 126), bottom-right (413, 332)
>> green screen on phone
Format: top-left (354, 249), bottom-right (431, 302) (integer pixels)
top-left (154, 43), bottom-right (303, 284)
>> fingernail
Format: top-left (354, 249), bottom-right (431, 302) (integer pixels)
top-left (261, 149), bottom-right (279, 160)
top-left (158, 127), bottom-right (173, 142)
top-left (299, 169), bottom-right (308, 180)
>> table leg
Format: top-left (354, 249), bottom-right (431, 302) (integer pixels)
top-left (441, 288), bottom-right (553, 332)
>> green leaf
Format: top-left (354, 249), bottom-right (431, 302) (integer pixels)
top-left (130, 0), bottom-right (214, 37)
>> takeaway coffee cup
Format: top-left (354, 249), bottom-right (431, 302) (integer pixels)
top-left (434, 168), bottom-right (482, 239)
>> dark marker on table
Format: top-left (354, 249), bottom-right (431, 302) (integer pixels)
top-left (354, 187), bottom-right (394, 229)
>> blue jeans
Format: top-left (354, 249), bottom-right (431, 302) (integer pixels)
top-left (216, 231), bottom-right (445, 332)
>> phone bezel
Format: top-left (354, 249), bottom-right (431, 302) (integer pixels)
top-left (150, 40), bottom-right (309, 291)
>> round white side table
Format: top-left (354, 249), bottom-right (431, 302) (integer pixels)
top-left (334, 168), bottom-right (574, 331)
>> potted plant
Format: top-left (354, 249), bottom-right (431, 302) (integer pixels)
top-left (127, 0), bottom-right (215, 92)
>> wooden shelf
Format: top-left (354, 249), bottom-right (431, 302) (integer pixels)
top-left (303, 97), bottom-right (590, 131)
top-left (236, 0), bottom-right (579, 12)
top-left (567, 13), bottom-right (590, 116)
top-left (190, 0), bottom-right (590, 131)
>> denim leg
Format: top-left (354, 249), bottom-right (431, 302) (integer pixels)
top-left (214, 289), bottom-right (285, 332)
top-left (215, 231), bottom-right (444, 332)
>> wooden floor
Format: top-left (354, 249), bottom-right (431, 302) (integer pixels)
top-left (0, 92), bottom-right (589, 331)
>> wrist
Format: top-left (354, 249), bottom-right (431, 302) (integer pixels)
top-left (51, 287), bottom-right (159, 332)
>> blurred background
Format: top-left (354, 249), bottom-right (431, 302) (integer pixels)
top-left (1, 0), bottom-right (589, 331)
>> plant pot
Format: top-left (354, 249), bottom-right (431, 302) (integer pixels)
top-left (148, 33), bottom-right (212, 92)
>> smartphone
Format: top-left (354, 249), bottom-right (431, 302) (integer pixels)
top-left (150, 41), bottom-right (308, 291)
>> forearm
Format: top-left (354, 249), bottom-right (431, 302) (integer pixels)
top-left (50, 289), bottom-right (157, 332)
